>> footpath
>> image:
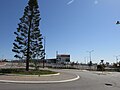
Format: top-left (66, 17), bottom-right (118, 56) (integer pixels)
top-left (0, 69), bottom-right (79, 84)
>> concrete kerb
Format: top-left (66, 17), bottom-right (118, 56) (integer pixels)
top-left (3, 73), bottom-right (60, 77)
top-left (0, 75), bottom-right (80, 84)
top-left (0, 74), bottom-right (80, 84)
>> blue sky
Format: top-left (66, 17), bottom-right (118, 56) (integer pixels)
top-left (1, 0), bottom-right (120, 63)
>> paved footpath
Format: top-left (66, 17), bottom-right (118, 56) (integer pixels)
top-left (0, 69), bottom-right (79, 84)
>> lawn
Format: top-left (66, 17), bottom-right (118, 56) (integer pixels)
top-left (0, 68), bottom-right (57, 75)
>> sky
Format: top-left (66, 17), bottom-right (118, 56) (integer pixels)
top-left (1, 0), bottom-right (120, 63)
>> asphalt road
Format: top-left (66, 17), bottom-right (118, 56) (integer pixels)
top-left (0, 69), bottom-right (120, 90)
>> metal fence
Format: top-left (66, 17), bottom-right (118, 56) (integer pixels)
top-left (0, 62), bottom-right (97, 70)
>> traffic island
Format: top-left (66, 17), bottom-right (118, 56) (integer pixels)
top-left (0, 69), bottom-right (80, 84)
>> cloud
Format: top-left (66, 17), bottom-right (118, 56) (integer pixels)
top-left (94, 0), bottom-right (98, 5)
top-left (67, 0), bottom-right (74, 5)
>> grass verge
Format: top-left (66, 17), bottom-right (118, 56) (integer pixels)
top-left (0, 68), bottom-right (57, 75)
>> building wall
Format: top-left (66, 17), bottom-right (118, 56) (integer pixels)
top-left (57, 54), bottom-right (70, 64)
top-left (46, 59), bottom-right (57, 64)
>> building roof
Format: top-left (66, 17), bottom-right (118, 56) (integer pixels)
top-left (57, 54), bottom-right (70, 57)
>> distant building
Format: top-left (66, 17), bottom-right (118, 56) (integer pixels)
top-left (46, 59), bottom-right (57, 64)
top-left (45, 54), bottom-right (70, 64)
top-left (56, 54), bottom-right (70, 64)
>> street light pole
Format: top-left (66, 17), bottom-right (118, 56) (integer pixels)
top-left (43, 36), bottom-right (46, 59)
top-left (116, 56), bottom-right (118, 63)
top-left (116, 21), bottom-right (120, 64)
top-left (87, 50), bottom-right (94, 70)
top-left (42, 36), bottom-right (46, 68)
top-left (115, 55), bottom-right (120, 63)
top-left (87, 50), bottom-right (94, 62)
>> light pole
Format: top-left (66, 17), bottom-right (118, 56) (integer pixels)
top-left (87, 50), bottom-right (94, 70)
top-left (84, 56), bottom-right (88, 64)
top-left (116, 21), bottom-right (120, 65)
top-left (43, 36), bottom-right (46, 59)
top-left (42, 36), bottom-right (46, 68)
top-left (87, 50), bottom-right (94, 62)
top-left (116, 56), bottom-right (118, 63)
top-left (115, 55), bottom-right (120, 63)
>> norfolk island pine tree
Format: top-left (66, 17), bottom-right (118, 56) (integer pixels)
top-left (12, 0), bottom-right (44, 71)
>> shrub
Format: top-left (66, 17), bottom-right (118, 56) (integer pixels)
top-left (97, 65), bottom-right (105, 71)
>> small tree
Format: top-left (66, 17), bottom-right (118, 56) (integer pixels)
top-left (12, 0), bottom-right (43, 71)
top-left (88, 60), bottom-right (92, 70)
top-left (97, 60), bottom-right (105, 71)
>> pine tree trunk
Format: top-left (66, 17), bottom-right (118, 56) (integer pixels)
top-left (26, 16), bottom-right (32, 71)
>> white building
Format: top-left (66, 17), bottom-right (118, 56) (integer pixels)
top-left (56, 54), bottom-right (70, 64)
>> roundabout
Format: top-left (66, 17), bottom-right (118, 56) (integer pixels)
top-left (0, 70), bottom-right (80, 84)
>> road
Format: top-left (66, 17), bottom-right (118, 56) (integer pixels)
top-left (0, 69), bottom-right (120, 90)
